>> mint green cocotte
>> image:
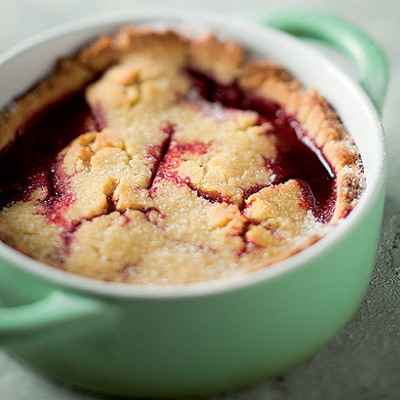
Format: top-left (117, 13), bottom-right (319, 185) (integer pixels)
top-left (0, 9), bottom-right (388, 398)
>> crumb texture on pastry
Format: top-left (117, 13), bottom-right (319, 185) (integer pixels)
top-left (0, 28), bottom-right (365, 285)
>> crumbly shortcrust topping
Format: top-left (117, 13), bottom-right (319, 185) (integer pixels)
top-left (0, 27), bottom-right (365, 285)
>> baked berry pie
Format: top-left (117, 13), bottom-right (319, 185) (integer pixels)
top-left (0, 28), bottom-right (365, 284)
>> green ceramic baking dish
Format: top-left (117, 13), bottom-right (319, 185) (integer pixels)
top-left (0, 9), bottom-right (388, 398)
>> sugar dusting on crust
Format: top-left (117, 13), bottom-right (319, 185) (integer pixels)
top-left (0, 28), bottom-right (365, 285)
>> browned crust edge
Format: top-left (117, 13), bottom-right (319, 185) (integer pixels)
top-left (238, 60), bottom-right (365, 224)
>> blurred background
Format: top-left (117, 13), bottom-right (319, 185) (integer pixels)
top-left (0, 1), bottom-right (399, 399)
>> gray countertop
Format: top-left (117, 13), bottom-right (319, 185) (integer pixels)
top-left (0, 0), bottom-right (399, 399)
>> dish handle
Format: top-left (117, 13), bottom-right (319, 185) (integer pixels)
top-left (249, 10), bottom-right (389, 115)
top-left (0, 290), bottom-right (117, 345)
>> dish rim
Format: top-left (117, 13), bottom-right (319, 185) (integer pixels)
top-left (0, 8), bottom-right (386, 299)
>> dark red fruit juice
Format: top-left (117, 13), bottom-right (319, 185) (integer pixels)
top-left (0, 91), bottom-right (101, 208)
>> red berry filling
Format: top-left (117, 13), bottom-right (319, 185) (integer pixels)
top-left (185, 68), bottom-right (336, 223)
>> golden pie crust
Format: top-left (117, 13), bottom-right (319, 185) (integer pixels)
top-left (0, 27), bottom-right (365, 285)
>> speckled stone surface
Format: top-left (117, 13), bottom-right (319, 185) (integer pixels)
top-left (0, 1), bottom-right (399, 399)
